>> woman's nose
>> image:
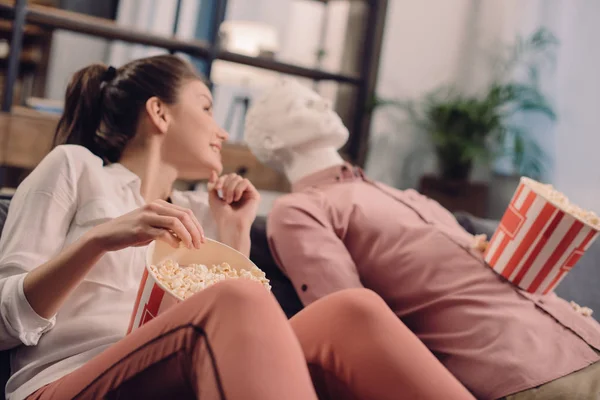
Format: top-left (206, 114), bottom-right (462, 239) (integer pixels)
top-left (218, 127), bottom-right (229, 142)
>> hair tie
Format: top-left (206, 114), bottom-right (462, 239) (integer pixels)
top-left (102, 66), bottom-right (117, 83)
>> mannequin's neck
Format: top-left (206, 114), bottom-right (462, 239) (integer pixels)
top-left (283, 147), bottom-right (345, 184)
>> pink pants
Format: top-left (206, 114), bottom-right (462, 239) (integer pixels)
top-left (29, 280), bottom-right (473, 400)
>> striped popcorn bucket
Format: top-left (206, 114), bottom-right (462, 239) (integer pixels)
top-left (127, 238), bottom-right (260, 334)
top-left (484, 177), bottom-right (599, 295)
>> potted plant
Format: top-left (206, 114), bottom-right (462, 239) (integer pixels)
top-left (374, 28), bottom-right (558, 182)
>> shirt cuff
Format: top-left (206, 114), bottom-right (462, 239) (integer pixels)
top-left (3, 275), bottom-right (56, 346)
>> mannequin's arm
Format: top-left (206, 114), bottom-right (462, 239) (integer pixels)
top-left (267, 201), bottom-right (363, 306)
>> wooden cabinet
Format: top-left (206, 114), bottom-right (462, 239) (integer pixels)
top-left (221, 144), bottom-right (289, 192)
top-left (419, 175), bottom-right (489, 218)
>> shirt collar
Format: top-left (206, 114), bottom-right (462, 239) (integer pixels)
top-left (292, 162), bottom-right (365, 192)
top-left (104, 162), bottom-right (141, 188)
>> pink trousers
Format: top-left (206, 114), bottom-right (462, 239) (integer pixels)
top-left (29, 280), bottom-right (473, 400)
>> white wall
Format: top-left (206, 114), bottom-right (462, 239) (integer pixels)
top-left (552, 1), bottom-right (600, 212)
top-left (366, 0), bottom-right (480, 188)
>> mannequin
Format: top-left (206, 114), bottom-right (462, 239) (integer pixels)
top-left (244, 78), bottom-right (347, 184)
top-left (245, 79), bottom-right (600, 400)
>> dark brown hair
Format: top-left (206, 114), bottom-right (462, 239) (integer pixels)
top-left (53, 55), bottom-right (202, 164)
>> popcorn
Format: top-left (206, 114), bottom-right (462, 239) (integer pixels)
top-left (570, 301), bottom-right (594, 318)
top-left (472, 234), bottom-right (489, 253)
top-left (526, 179), bottom-right (600, 230)
top-left (150, 259), bottom-right (271, 300)
top-left (484, 177), bottom-right (600, 294)
top-left (129, 239), bottom-right (268, 334)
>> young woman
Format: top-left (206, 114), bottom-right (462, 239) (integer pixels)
top-left (0, 55), bottom-right (474, 400)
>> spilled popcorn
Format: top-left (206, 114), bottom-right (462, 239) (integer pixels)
top-left (150, 259), bottom-right (271, 300)
top-left (570, 301), bottom-right (594, 318)
top-left (472, 234), bottom-right (489, 253)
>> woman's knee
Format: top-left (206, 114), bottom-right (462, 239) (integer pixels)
top-left (186, 279), bottom-right (278, 316)
top-left (323, 288), bottom-right (389, 322)
top-left (186, 280), bottom-right (291, 347)
top-left (310, 289), bottom-right (400, 341)
top-left (292, 289), bottom-right (394, 359)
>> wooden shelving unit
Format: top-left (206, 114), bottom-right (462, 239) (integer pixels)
top-left (0, 0), bottom-right (388, 191)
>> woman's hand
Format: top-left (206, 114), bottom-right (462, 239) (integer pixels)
top-left (24, 200), bottom-right (205, 319)
top-left (88, 199), bottom-right (205, 252)
top-left (207, 171), bottom-right (260, 230)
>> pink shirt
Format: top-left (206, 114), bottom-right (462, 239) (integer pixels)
top-left (267, 164), bottom-right (600, 400)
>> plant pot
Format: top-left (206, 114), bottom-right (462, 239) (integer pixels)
top-left (436, 147), bottom-right (473, 181)
top-left (419, 175), bottom-right (489, 217)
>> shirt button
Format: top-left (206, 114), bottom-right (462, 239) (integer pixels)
top-left (301, 284), bottom-right (308, 292)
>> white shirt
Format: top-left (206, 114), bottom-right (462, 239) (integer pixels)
top-left (0, 145), bottom-right (218, 400)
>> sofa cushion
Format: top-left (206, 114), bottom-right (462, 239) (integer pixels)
top-left (555, 247), bottom-right (600, 317)
top-left (250, 216), bottom-right (303, 319)
top-left (454, 211), bottom-right (499, 238)
top-left (0, 198), bottom-right (9, 237)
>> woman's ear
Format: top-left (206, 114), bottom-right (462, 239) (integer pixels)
top-left (145, 96), bottom-right (171, 135)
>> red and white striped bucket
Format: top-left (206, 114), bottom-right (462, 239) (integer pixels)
top-left (127, 238), bottom-right (260, 334)
top-left (484, 177), bottom-right (599, 294)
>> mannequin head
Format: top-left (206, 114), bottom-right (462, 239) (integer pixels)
top-left (244, 78), bottom-right (348, 172)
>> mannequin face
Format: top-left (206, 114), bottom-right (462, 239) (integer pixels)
top-left (244, 79), bottom-right (349, 171)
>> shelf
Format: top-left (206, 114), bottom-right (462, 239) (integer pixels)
top-left (0, 19), bottom-right (47, 38)
top-left (0, 1), bottom-right (211, 58)
top-left (0, 0), bottom-right (387, 171)
top-left (0, 54), bottom-right (40, 72)
top-left (218, 50), bottom-right (361, 85)
top-left (0, 1), bottom-right (361, 85)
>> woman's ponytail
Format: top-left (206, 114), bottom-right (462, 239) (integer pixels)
top-left (53, 64), bottom-right (108, 159)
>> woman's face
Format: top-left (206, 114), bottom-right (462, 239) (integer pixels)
top-left (163, 79), bottom-right (229, 180)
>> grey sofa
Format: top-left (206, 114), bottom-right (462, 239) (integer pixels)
top-left (0, 200), bottom-right (598, 398)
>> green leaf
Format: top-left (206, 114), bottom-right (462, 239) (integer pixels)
top-left (513, 134), bottom-right (525, 167)
top-left (515, 100), bottom-right (556, 120)
top-left (528, 65), bottom-right (540, 85)
top-left (370, 28), bottom-right (557, 178)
